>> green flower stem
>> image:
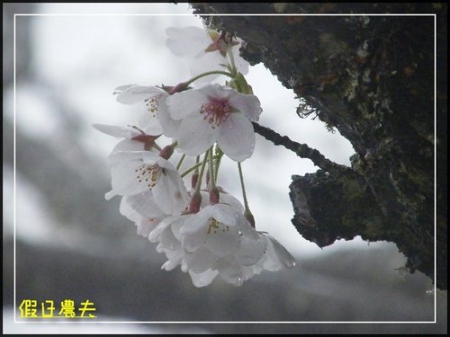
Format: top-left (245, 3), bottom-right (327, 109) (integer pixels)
top-left (208, 147), bottom-right (216, 189)
top-left (226, 46), bottom-right (237, 77)
top-left (181, 162), bottom-right (202, 179)
top-left (237, 162), bottom-right (250, 211)
top-left (185, 70), bottom-right (235, 87)
top-left (194, 150), bottom-right (210, 193)
top-left (180, 154), bottom-right (221, 179)
top-left (238, 162), bottom-right (256, 227)
top-left (176, 153), bottom-right (186, 171)
top-left (214, 151), bottom-right (223, 185)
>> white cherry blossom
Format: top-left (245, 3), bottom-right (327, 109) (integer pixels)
top-left (208, 232), bottom-right (297, 286)
top-left (106, 151), bottom-right (190, 215)
top-left (176, 203), bottom-right (266, 287)
top-left (149, 214), bottom-right (190, 271)
top-left (145, 189), bottom-right (296, 287)
top-left (165, 26), bottom-right (249, 83)
top-left (93, 124), bottom-right (160, 154)
top-left (166, 84), bottom-right (262, 162)
top-left (187, 269), bottom-right (220, 288)
top-left (114, 84), bottom-right (180, 138)
top-left (256, 232), bottom-right (298, 271)
top-left (119, 191), bottom-right (169, 238)
top-left (192, 228), bottom-right (268, 287)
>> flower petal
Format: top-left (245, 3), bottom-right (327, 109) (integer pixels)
top-left (156, 101), bottom-right (181, 137)
top-left (138, 114), bottom-right (163, 136)
top-left (204, 227), bottom-right (240, 257)
top-left (258, 233), bottom-right (297, 271)
top-left (110, 139), bottom-right (146, 153)
top-left (214, 258), bottom-right (248, 286)
top-left (114, 85), bottom-right (166, 105)
top-left (180, 213), bottom-right (209, 252)
top-left (217, 113), bottom-right (255, 162)
top-left (184, 248), bottom-right (218, 273)
top-left (92, 124), bottom-right (141, 139)
top-left (125, 191), bottom-right (166, 218)
top-left (189, 52), bottom-right (227, 81)
top-left (235, 234), bottom-right (266, 266)
top-left (177, 113), bottom-right (218, 156)
top-left (161, 256), bottom-right (182, 271)
top-left (135, 218), bottom-right (160, 238)
top-left (165, 26), bottom-right (211, 58)
top-left (229, 93), bottom-right (262, 121)
top-left (166, 89), bottom-right (207, 120)
top-left (108, 153), bottom-right (150, 196)
top-left (217, 192), bottom-right (245, 214)
top-left (149, 216), bottom-right (177, 242)
top-left (210, 204), bottom-right (240, 225)
top-left (152, 170), bottom-right (189, 215)
top-left (188, 269), bottom-right (218, 288)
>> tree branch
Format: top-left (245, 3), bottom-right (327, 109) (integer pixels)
top-left (252, 121), bottom-right (345, 172)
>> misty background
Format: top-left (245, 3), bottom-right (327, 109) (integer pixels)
top-left (3, 3), bottom-right (446, 334)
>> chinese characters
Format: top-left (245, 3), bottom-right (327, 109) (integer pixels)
top-left (18, 299), bottom-right (97, 319)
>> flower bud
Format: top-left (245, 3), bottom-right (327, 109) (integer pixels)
top-left (188, 190), bottom-right (202, 213)
top-left (191, 171), bottom-right (199, 189)
top-left (159, 144), bottom-right (174, 160)
top-left (168, 82), bottom-right (189, 95)
top-left (209, 186), bottom-right (220, 205)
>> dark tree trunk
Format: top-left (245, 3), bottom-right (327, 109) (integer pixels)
top-left (190, 3), bottom-right (447, 290)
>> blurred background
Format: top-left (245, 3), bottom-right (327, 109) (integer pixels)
top-left (3, 3), bottom-right (446, 334)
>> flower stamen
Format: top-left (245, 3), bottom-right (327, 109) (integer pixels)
top-left (200, 97), bottom-right (231, 128)
top-left (135, 164), bottom-right (161, 188)
top-left (145, 96), bottom-right (160, 116)
top-left (207, 218), bottom-right (230, 234)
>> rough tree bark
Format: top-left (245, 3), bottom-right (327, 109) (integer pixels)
top-left (190, 3), bottom-right (447, 290)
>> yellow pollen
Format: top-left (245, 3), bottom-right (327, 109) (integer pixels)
top-left (207, 218), bottom-right (230, 234)
top-left (145, 97), bottom-right (159, 116)
top-left (135, 163), bottom-right (160, 188)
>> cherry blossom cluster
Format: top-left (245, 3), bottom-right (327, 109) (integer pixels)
top-left (94, 26), bottom-right (296, 287)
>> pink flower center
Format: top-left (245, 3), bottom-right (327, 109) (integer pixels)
top-left (200, 97), bottom-right (231, 128)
